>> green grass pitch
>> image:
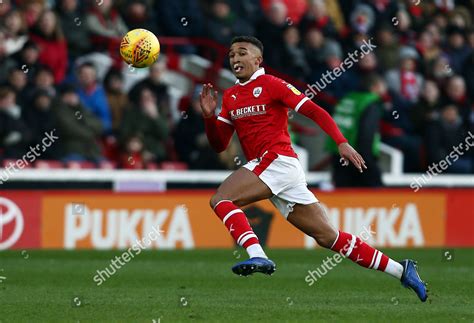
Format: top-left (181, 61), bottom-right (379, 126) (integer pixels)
top-left (0, 248), bottom-right (473, 322)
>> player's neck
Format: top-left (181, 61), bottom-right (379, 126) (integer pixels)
top-left (238, 68), bottom-right (260, 84)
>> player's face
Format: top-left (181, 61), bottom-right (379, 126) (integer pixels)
top-left (229, 42), bottom-right (262, 81)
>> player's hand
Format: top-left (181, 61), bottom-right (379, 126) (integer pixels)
top-left (338, 142), bottom-right (367, 173)
top-left (200, 83), bottom-right (218, 118)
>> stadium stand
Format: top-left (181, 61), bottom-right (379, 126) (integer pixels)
top-left (0, 0), bottom-right (473, 182)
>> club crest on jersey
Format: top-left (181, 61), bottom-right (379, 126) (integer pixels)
top-left (253, 87), bottom-right (262, 98)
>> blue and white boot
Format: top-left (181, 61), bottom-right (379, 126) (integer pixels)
top-left (399, 259), bottom-right (428, 302)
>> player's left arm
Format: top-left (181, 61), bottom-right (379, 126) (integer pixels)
top-left (272, 79), bottom-right (367, 172)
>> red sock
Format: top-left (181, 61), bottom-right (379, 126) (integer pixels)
top-left (331, 231), bottom-right (389, 271)
top-left (214, 200), bottom-right (259, 248)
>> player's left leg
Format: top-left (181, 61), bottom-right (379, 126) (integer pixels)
top-left (287, 203), bottom-right (428, 302)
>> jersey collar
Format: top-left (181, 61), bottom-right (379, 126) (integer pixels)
top-left (235, 68), bottom-right (265, 86)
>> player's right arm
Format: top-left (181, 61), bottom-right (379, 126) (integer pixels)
top-left (200, 83), bottom-right (234, 153)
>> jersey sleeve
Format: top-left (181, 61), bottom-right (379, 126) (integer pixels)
top-left (217, 93), bottom-right (234, 126)
top-left (269, 77), bottom-right (309, 112)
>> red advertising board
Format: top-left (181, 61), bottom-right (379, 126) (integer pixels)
top-left (445, 189), bottom-right (474, 247)
top-left (0, 192), bottom-right (42, 249)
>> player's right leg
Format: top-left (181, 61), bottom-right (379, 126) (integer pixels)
top-left (210, 167), bottom-right (276, 276)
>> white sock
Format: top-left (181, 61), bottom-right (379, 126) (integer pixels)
top-left (384, 258), bottom-right (404, 279)
top-left (246, 244), bottom-right (268, 259)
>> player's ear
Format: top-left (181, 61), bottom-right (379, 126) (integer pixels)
top-left (256, 55), bottom-right (263, 66)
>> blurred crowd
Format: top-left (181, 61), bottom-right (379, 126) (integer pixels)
top-left (0, 0), bottom-right (473, 173)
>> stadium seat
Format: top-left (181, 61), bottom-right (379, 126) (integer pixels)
top-left (2, 159), bottom-right (32, 168)
top-left (161, 70), bottom-right (193, 95)
top-left (35, 160), bottom-right (64, 169)
top-left (66, 161), bottom-right (96, 169)
top-left (217, 68), bottom-right (237, 89)
top-left (99, 161), bottom-right (117, 169)
top-left (180, 54), bottom-right (211, 79)
top-left (159, 161), bottom-right (188, 170)
top-left (145, 162), bottom-right (159, 170)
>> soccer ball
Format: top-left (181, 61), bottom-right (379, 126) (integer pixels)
top-left (120, 28), bottom-right (160, 68)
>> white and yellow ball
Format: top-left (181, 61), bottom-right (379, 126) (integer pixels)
top-left (120, 28), bottom-right (160, 68)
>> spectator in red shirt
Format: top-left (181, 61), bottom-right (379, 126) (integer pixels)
top-left (29, 9), bottom-right (68, 84)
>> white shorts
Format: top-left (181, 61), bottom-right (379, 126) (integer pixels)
top-left (243, 151), bottom-right (318, 218)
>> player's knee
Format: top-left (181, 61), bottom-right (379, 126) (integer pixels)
top-left (209, 194), bottom-right (221, 209)
top-left (210, 193), bottom-right (231, 209)
top-left (210, 193), bottom-right (242, 209)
